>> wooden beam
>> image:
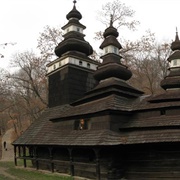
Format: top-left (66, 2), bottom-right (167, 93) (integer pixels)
top-left (14, 146), bottom-right (17, 166)
top-left (94, 148), bottom-right (101, 180)
top-left (23, 146), bottom-right (27, 168)
top-left (34, 147), bottom-right (39, 170)
top-left (68, 148), bottom-right (74, 176)
top-left (48, 147), bottom-right (54, 173)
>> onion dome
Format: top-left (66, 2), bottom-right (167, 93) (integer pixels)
top-left (94, 16), bottom-right (132, 82)
top-left (54, 0), bottom-right (93, 57)
top-left (66, 0), bottom-right (82, 20)
top-left (161, 30), bottom-right (180, 90)
top-left (171, 28), bottom-right (180, 51)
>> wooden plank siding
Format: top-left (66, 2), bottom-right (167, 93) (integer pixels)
top-left (123, 143), bottom-right (180, 179)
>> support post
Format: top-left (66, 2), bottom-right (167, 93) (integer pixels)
top-left (23, 146), bottom-right (27, 168)
top-left (68, 148), bottom-right (74, 176)
top-left (49, 147), bottom-right (54, 173)
top-left (14, 146), bottom-right (17, 166)
top-left (34, 147), bottom-right (39, 170)
top-left (94, 148), bottom-right (101, 180)
top-left (18, 146), bottom-right (21, 157)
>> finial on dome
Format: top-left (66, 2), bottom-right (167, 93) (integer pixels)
top-left (175, 27), bottom-right (179, 42)
top-left (110, 14), bottom-right (113, 26)
top-left (73, 0), bottom-right (77, 6)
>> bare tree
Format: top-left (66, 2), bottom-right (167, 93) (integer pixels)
top-left (6, 51), bottom-right (48, 128)
top-left (95, 0), bottom-right (170, 95)
top-left (37, 25), bottom-right (63, 60)
top-left (97, 0), bottom-right (139, 30)
top-left (122, 31), bottom-right (170, 94)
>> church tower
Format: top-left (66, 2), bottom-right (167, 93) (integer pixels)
top-left (46, 1), bottom-right (99, 107)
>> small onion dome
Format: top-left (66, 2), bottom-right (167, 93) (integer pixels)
top-left (171, 30), bottom-right (180, 51)
top-left (100, 17), bottom-right (122, 49)
top-left (167, 50), bottom-right (180, 62)
top-left (66, 1), bottom-right (82, 20)
top-left (55, 38), bottom-right (93, 57)
top-left (94, 61), bottom-right (132, 81)
top-left (161, 76), bottom-right (180, 90)
top-left (103, 16), bottom-right (119, 38)
top-left (103, 25), bottom-right (119, 38)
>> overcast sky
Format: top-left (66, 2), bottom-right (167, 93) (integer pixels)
top-left (0, 0), bottom-right (180, 69)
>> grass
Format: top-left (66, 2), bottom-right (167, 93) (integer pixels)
top-left (0, 161), bottom-right (73, 180)
top-left (0, 174), bottom-right (13, 180)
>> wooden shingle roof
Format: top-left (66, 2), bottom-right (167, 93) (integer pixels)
top-left (13, 93), bottom-right (180, 146)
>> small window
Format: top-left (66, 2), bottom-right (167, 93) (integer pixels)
top-left (59, 61), bottom-right (61, 67)
top-left (105, 47), bottom-right (108, 53)
top-left (114, 47), bottom-right (118, 54)
top-left (79, 61), bottom-right (82, 66)
top-left (77, 27), bottom-right (80, 32)
top-left (53, 64), bottom-right (56, 69)
top-left (173, 59), bottom-right (177, 66)
top-left (67, 28), bottom-right (69, 33)
top-left (160, 109), bottom-right (166, 115)
top-left (87, 63), bottom-right (90, 68)
top-left (74, 119), bottom-right (90, 130)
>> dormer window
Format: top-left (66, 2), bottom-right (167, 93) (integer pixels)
top-left (74, 119), bottom-right (90, 130)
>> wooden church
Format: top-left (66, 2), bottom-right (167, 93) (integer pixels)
top-left (13, 1), bottom-right (180, 179)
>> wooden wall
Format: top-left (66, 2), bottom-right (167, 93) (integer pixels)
top-left (123, 143), bottom-right (180, 179)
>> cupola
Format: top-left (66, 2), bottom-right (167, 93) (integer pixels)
top-left (47, 1), bottom-right (99, 107)
top-left (94, 15), bottom-right (132, 82)
top-left (161, 29), bottom-right (180, 90)
top-left (54, 0), bottom-right (93, 57)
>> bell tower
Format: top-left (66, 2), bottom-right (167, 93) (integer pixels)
top-left (47, 1), bottom-right (99, 107)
